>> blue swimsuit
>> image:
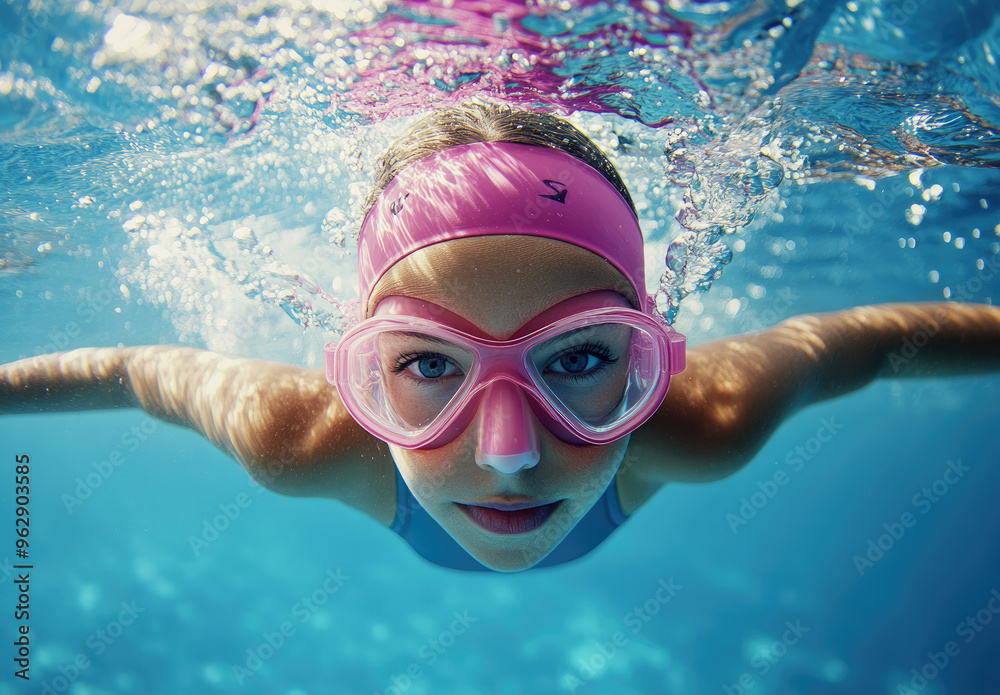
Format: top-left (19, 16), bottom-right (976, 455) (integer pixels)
top-left (388, 467), bottom-right (630, 572)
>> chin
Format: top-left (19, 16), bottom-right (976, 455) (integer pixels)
top-left (464, 544), bottom-right (553, 573)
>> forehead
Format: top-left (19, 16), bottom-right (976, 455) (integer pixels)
top-left (368, 236), bottom-right (639, 339)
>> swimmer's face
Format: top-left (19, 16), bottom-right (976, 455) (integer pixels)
top-left (368, 236), bottom-right (637, 572)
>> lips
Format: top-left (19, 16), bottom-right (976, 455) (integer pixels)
top-left (457, 500), bottom-right (563, 535)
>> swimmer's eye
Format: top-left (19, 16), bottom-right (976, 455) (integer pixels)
top-left (543, 342), bottom-right (618, 381)
top-left (391, 352), bottom-right (464, 381)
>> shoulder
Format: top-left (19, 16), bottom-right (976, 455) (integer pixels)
top-left (254, 436), bottom-right (400, 527)
top-left (613, 342), bottom-right (767, 515)
top-left (616, 326), bottom-right (822, 498)
top-left (233, 365), bottom-right (401, 527)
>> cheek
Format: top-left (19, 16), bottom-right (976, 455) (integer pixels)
top-left (389, 441), bottom-right (469, 502)
top-left (547, 435), bottom-right (630, 493)
top-left (390, 429), bottom-right (629, 507)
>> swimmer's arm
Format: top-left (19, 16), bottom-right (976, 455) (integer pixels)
top-left (0, 347), bottom-right (394, 515)
top-left (630, 302), bottom-right (1000, 483)
top-left (0, 348), bottom-right (137, 413)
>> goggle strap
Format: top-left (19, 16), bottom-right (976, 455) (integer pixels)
top-left (668, 332), bottom-right (687, 374)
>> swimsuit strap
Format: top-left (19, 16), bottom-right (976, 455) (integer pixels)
top-left (388, 466), bottom-right (412, 537)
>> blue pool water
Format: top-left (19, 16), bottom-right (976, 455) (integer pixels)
top-left (2, 1), bottom-right (1000, 693)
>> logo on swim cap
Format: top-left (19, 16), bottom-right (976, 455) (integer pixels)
top-left (389, 193), bottom-right (410, 216)
top-left (357, 142), bottom-right (648, 313)
top-left (539, 179), bottom-right (568, 204)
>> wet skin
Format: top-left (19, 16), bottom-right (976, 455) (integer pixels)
top-left (4, 238), bottom-right (1000, 572)
top-left (367, 235), bottom-right (641, 572)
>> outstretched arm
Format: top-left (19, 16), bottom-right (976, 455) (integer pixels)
top-left (0, 347), bottom-right (393, 513)
top-left (631, 302), bottom-right (1000, 482)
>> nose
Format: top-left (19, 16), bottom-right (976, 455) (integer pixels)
top-left (474, 380), bottom-right (540, 475)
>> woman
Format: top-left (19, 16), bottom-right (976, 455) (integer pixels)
top-left (3, 104), bottom-right (999, 572)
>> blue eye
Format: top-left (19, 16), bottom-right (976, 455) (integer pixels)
top-left (393, 353), bottom-right (461, 380)
top-left (413, 356), bottom-right (448, 378)
top-left (554, 351), bottom-right (600, 374)
top-left (545, 343), bottom-right (617, 379)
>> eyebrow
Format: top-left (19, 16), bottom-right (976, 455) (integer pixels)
top-left (383, 325), bottom-right (626, 350)
top-left (533, 325), bottom-right (623, 350)
top-left (383, 331), bottom-right (457, 347)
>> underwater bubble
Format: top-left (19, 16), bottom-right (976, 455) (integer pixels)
top-left (232, 226), bottom-right (257, 248)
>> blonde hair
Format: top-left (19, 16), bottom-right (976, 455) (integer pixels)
top-left (363, 103), bottom-right (636, 216)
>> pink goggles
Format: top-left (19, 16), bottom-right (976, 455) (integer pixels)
top-left (325, 291), bottom-right (686, 466)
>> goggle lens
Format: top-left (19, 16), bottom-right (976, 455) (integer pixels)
top-left (527, 322), bottom-right (660, 432)
top-left (341, 330), bottom-right (475, 434)
top-left (336, 319), bottom-right (667, 444)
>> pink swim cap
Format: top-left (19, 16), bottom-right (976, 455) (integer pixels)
top-left (358, 141), bottom-right (648, 314)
